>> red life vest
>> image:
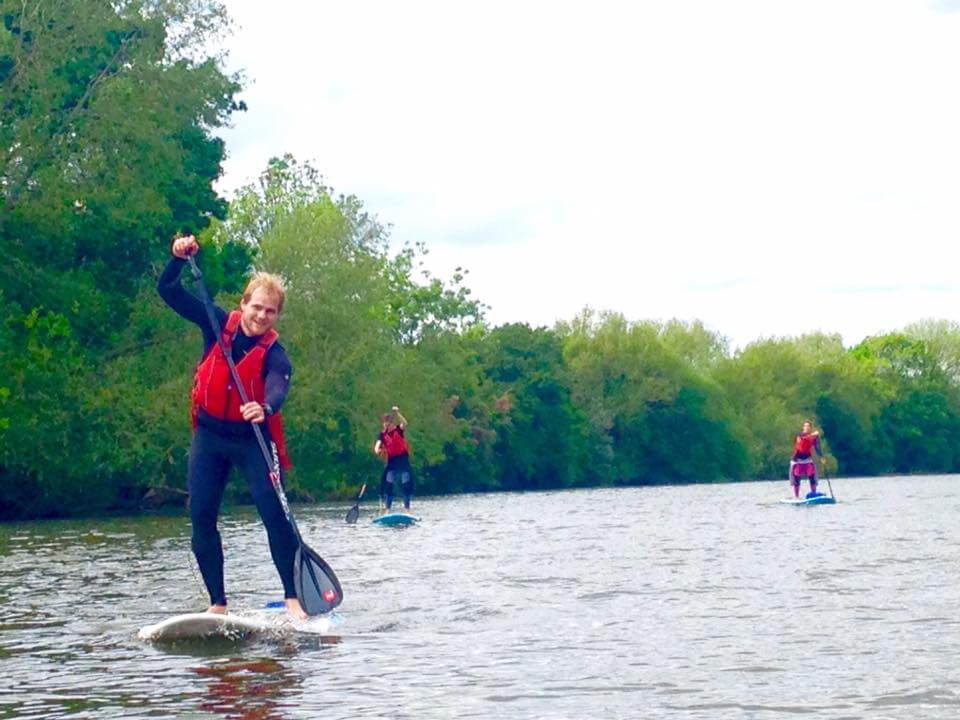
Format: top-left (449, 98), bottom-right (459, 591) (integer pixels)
top-left (381, 428), bottom-right (409, 458)
top-left (793, 433), bottom-right (817, 456)
top-left (191, 310), bottom-right (291, 470)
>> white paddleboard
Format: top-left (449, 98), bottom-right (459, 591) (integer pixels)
top-left (138, 609), bottom-right (333, 642)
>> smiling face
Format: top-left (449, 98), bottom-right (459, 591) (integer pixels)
top-left (239, 287), bottom-right (280, 337)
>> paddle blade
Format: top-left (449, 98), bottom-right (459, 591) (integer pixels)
top-left (294, 544), bottom-right (343, 615)
top-left (344, 482), bottom-right (367, 524)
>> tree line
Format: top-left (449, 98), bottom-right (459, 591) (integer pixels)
top-left (2, 1), bottom-right (959, 519)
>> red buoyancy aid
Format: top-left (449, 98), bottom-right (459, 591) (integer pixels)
top-left (191, 310), bottom-right (291, 470)
top-left (793, 433), bottom-right (817, 456)
top-left (382, 428), bottom-right (409, 458)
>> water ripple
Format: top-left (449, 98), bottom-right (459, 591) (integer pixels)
top-left (1, 475), bottom-right (960, 718)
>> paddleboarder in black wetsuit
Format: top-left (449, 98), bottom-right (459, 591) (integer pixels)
top-left (158, 234), bottom-right (307, 619)
top-left (374, 407), bottom-right (414, 511)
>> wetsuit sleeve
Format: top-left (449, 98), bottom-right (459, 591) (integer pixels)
top-left (263, 344), bottom-right (292, 412)
top-left (157, 257), bottom-right (226, 350)
top-left (814, 436), bottom-right (823, 456)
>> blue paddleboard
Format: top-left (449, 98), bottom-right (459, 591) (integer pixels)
top-left (372, 512), bottom-right (419, 526)
top-left (780, 493), bottom-right (836, 506)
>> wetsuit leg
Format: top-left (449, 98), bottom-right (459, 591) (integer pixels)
top-left (237, 437), bottom-right (299, 600)
top-left (188, 426), bottom-right (231, 606)
top-left (399, 470), bottom-right (413, 509)
top-left (384, 470), bottom-right (395, 510)
top-left (790, 464), bottom-right (800, 498)
top-left (379, 468), bottom-right (389, 508)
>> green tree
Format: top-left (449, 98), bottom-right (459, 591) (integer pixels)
top-left (902, 319), bottom-right (960, 384)
top-left (1, 0), bottom-right (240, 342)
top-left (713, 335), bottom-right (837, 478)
top-left (207, 158), bottom-right (490, 500)
top-left (852, 333), bottom-right (960, 473)
top-left (0, 0), bottom-right (240, 518)
top-left (478, 323), bottom-right (593, 490)
top-left (812, 361), bottom-right (891, 475)
top-left (658, 319), bottom-right (729, 372)
top-left (559, 311), bottom-right (747, 485)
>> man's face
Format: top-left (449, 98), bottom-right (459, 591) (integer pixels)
top-left (239, 287), bottom-right (280, 336)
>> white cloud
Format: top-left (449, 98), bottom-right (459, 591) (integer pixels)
top-left (217, 0), bottom-right (960, 348)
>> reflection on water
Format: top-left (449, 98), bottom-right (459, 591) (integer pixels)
top-left (1, 475), bottom-right (960, 718)
top-left (193, 656), bottom-right (300, 720)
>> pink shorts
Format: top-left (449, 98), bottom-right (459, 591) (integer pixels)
top-left (791, 461), bottom-right (816, 480)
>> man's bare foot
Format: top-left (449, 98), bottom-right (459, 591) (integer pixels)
top-left (285, 598), bottom-right (308, 620)
top-left (206, 604), bottom-right (227, 615)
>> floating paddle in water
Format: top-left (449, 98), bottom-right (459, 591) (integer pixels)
top-left (345, 483), bottom-right (367, 524)
top-left (187, 255), bottom-right (343, 615)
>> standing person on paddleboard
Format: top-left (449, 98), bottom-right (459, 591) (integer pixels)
top-left (790, 420), bottom-right (825, 499)
top-left (374, 407), bottom-right (414, 511)
top-left (158, 235), bottom-right (307, 620)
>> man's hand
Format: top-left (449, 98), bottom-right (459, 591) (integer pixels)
top-left (171, 235), bottom-right (199, 259)
top-left (240, 401), bottom-right (266, 424)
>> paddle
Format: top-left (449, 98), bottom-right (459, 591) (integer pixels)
top-left (186, 255), bottom-right (343, 615)
top-left (821, 458), bottom-right (836, 500)
top-left (344, 483), bottom-right (367, 524)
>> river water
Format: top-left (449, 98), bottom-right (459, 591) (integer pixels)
top-left (1, 474), bottom-right (959, 719)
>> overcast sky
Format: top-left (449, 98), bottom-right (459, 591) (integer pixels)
top-left (215, 0), bottom-right (960, 348)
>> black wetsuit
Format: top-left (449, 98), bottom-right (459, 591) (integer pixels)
top-left (158, 258), bottom-right (297, 606)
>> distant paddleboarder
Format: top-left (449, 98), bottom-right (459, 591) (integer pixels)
top-left (374, 406), bottom-right (414, 511)
top-left (790, 420), bottom-right (824, 499)
top-left (158, 235), bottom-right (307, 619)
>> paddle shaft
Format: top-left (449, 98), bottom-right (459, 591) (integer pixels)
top-left (186, 256), bottom-right (303, 541)
top-left (353, 483), bottom-right (367, 504)
top-left (823, 462), bottom-right (835, 500)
